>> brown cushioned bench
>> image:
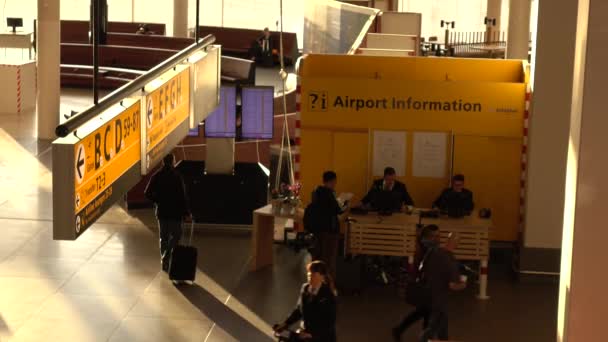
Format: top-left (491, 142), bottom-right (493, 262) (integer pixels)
top-left (61, 20), bottom-right (166, 43)
top-left (60, 43), bottom-right (178, 70)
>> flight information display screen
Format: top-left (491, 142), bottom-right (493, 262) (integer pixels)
top-left (241, 86), bottom-right (274, 140)
top-left (204, 86), bottom-right (237, 138)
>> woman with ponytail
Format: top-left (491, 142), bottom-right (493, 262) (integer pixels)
top-left (274, 261), bottom-right (338, 341)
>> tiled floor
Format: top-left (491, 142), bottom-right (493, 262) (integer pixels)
top-left (0, 87), bottom-right (559, 341)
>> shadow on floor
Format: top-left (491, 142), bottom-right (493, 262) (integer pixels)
top-left (0, 314), bottom-right (10, 335)
top-left (177, 283), bottom-right (274, 342)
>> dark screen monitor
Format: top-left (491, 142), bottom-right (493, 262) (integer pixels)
top-left (204, 86), bottom-right (237, 138)
top-left (440, 192), bottom-right (471, 218)
top-left (241, 86), bottom-right (274, 140)
top-left (372, 190), bottom-right (402, 214)
top-left (7, 18), bottom-right (23, 33)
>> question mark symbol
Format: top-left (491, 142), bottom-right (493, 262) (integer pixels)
top-left (310, 94), bottom-right (318, 109)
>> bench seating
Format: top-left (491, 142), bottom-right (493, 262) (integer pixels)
top-left (61, 20), bottom-right (166, 43)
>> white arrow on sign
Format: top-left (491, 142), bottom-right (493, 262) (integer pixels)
top-left (75, 144), bottom-right (85, 184)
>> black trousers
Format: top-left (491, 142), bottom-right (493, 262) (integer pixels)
top-left (158, 219), bottom-right (183, 271)
top-left (420, 310), bottom-right (449, 341)
top-left (394, 307), bottom-right (429, 337)
top-left (312, 232), bottom-right (339, 279)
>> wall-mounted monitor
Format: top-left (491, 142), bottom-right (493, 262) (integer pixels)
top-left (204, 86), bottom-right (237, 138)
top-left (241, 86), bottom-right (274, 140)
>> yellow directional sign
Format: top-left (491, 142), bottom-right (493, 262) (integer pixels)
top-left (74, 101), bottom-right (141, 214)
top-left (143, 65), bottom-right (191, 173)
top-left (146, 67), bottom-right (190, 153)
top-left (53, 98), bottom-right (143, 240)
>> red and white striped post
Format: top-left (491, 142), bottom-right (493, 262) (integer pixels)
top-left (16, 67), bottom-right (22, 114)
top-left (293, 81), bottom-right (302, 232)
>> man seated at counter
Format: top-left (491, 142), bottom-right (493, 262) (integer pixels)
top-left (361, 167), bottom-right (414, 213)
top-left (433, 174), bottom-right (474, 217)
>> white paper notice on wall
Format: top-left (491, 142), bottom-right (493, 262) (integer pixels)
top-left (372, 130), bottom-right (407, 176)
top-left (412, 132), bottom-right (448, 178)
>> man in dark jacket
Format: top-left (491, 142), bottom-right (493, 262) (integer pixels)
top-left (144, 154), bottom-right (190, 272)
top-left (433, 174), bottom-right (474, 215)
top-left (362, 166), bottom-right (414, 211)
top-left (393, 225), bottom-right (465, 341)
top-left (309, 171), bottom-right (345, 278)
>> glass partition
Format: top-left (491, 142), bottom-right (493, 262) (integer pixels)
top-left (303, 0), bottom-right (379, 55)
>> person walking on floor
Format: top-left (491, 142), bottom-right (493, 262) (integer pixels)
top-left (392, 225), bottom-right (466, 342)
top-left (144, 153), bottom-right (190, 272)
top-left (274, 261), bottom-right (338, 342)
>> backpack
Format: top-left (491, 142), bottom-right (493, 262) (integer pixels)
top-left (303, 203), bottom-right (320, 234)
top-left (405, 247), bottom-right (435, 308)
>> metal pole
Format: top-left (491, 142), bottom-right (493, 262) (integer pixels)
top-left (92, 0), bottom-right (100, 105)
top-left (195, 0), bottom-right (200, 43)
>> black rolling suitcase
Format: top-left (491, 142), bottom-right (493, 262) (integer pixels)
top-left (168, 221), bottom-right (197, 282)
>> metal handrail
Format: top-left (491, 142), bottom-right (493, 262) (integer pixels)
top-left (55, 34), bottom-right (216, 138)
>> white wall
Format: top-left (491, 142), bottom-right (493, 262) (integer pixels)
top-left (399, 0), bottom-right (490, 38)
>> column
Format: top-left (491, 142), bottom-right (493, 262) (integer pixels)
top-left (506, 0), bottom-right (531, 59)
top-left (486, 0), bottom-right (502, 41)
top-left (36, 0), bottom-right (60, 140)
top-left (173, 0), bottom-right (189, 38)
top-left (558, 0), bottom-right (608, 339)
top-left (521, 0), bottom-right (579, 274)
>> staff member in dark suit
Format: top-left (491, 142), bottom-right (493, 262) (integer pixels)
top-left (144, 154), bottom-right (190, 272)
top-left (249, 27), bottom-right (274, 66)
top-left (274, 261), bottom-right (338, 342)
top-left (361, 166), bottom-right (414, 211)
top-left (433, 174), bottom-right (474, 215)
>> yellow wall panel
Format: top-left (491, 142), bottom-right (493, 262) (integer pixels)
top-left (333, 132), bottom-right (369, 204)
top-left (300, 129), bottom-right (333, 204)
top-left (453, 135), bottom-right (521, 241)
top-left (299, 55), bottom-right (526, 83)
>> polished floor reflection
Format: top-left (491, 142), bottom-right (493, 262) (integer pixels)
top-left (0, 87), bottom-right (558, 341)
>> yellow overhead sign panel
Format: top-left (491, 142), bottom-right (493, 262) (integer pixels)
top-left (74, 101), bottom-right (141, 214)
top-left (145, 67), bottom-right (190, 153)
top-left (143, 66), bottom-right (191, 173)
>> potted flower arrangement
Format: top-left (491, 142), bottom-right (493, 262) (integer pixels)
top-left (270, 182), bottom-right (302, 215)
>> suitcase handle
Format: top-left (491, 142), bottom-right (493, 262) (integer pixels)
top-left (189, 221), bottom-right (194, 246)
top-left (183, 219), bottom-right (194, 246)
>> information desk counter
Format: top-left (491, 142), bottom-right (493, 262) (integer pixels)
top-left (251, 205), bottom-right (491, 299)
top-left (348, 211), bottom-right (491, 299)
top-left (251, 204), bottom-right (304, 271)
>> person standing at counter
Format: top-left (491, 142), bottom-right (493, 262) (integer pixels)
top-left (361, 166), bottom-right (414, 211)
top-left (433, 174), bottom-right (474, 216)
top-left (305, 171), bottom-right (346, 278)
